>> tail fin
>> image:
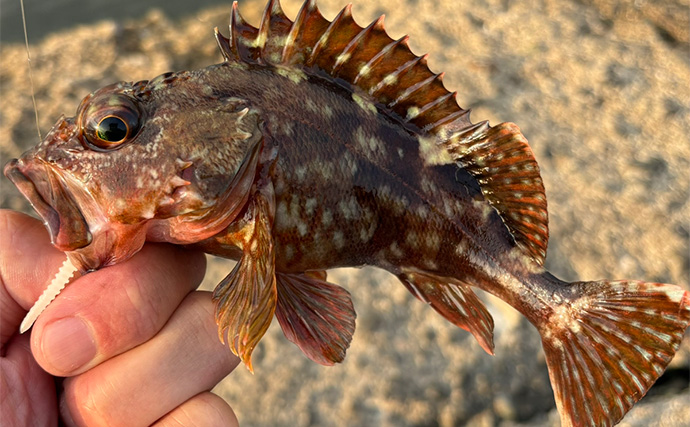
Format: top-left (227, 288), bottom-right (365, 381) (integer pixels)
top-left (539, 280), bottom-right (690, 427)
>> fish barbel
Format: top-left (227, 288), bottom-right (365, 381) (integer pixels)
top-left (4, 1), bottom-right (689, 425)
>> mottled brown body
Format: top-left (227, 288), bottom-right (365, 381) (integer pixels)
top-left (4, 1), bottom-right (690, 426)
top-left (196, 63), bottom-right (513, 275)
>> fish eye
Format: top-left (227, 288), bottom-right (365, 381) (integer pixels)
top-left (96, 116), bottom-right (129, 143)
top-left (78, 93), bottom-right (143, 150)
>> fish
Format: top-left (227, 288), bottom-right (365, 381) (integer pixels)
top-left (3, 0), bottom-right (689, 425)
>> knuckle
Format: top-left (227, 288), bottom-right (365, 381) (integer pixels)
top-left (62, 376), bottom-right (115, 427)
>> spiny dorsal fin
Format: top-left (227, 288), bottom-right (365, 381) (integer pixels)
top-left (216, 0), bottom-right (549, 263)
top-left (215, 0), bottom-right (472, 133)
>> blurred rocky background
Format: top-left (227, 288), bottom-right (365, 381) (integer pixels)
top-left (1, 0), bottom-right (688, 425)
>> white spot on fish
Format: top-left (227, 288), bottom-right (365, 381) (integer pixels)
top-left (321, 210), bottom-right (333, 228)
top-left (305, 198), bottom-right (318, 216)
top-left (382, 73), bottom-right (397, 86)
top-left (297, 221), bottom-right (308, 237)
top-left (295, 165), bottom-right (307, 182)
top-left (333, 230), bottom-right (345, 249)
top-left (339, 196), bottom-right (360, 220)
top-left (284, 244), bottom-right (294, 261)
top-left (388, 241), bottom-right (404, 258)
top-left (405, 230), bottom-right (419, 248)
top-left (276, 200), bottom-right (289, 220)
top-left (355, 127), bottom-right (385, 157)
top-left (352, 92), bottom-right (377, 115)
top-left (406, 106), bottom-right (420, 120)
top-left (418, 135), bottom-right (454, 166)
top-left (357, 63), bottom-right (371, 79)
top-left (275, 66), bottom-right (307, 84)
top-left (335, 52), bottom-right (351, 66)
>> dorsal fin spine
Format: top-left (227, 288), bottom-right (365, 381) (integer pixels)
top-left (255, 0), bottom-right (276, 54)
top-left (428, 107), bottom-right (472, 133)
top-left (407, 91), bottom-right (456, 123)
top-left (307, 3), bottom-right (353, 66)
top-left (331, 15), bottom-right (385, 75)
top-left (281, 0), bottom-right (328, 65)
top-left (353, 35), bottom-right (407, 84)
top-left (390, 72), bottom-right (440, 107)
top-left (215, 28), bottom-right (233, 61)
top-left (370, 54), bottom-right (425, 97)
top-left (230, 2), bottom-right (260, 63)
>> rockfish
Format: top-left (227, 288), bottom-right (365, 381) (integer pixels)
top-left (4, 1), bottom-right (689, 425)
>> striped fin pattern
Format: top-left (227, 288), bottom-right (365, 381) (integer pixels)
top-left (541, 280), bottom-right (690, 426)
top-left (275, 270), bottom-right (356, 366)
top-left (399, 269), bottom-right (495, 355)
top-left (215, 0), bottom-right (550, 263)
top-left (442, 123), bottom-right (549, 263)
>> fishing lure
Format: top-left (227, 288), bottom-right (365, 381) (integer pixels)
top-left (5, 1), bottom-right (689, 425)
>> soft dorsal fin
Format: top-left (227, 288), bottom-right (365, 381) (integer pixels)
top-left (216, 0), bottom-right (549, 263)
top-left (442, 122), bottom-right (549, 264)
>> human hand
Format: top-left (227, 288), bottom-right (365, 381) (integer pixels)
top-left (0, 210), bottom-right (240, 426)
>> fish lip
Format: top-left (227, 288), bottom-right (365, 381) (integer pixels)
top-left (4, 158), bottom-right (92, 251)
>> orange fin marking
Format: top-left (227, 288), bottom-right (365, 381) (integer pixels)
top-left (399, 269), bottom-right (494, 355)
top-left (275, 271), bottom-right (356, 365)
top-left (443, 122), bottom-right (549, 264)
top-left (540, 281), bottom-right (690, 426)
top-left (212, 188), bottom-right (277, 373)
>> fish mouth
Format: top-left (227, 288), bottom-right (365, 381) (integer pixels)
top-left (4, 158), bottom-right (92, 251)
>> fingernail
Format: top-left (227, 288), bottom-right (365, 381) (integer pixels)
top-left (43, 317), bottom-right (96, 373)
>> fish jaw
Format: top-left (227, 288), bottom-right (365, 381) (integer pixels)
top-left (3, 155), bottom-right (149, 271)
top-left (4, 158), bottom-right (91, 251)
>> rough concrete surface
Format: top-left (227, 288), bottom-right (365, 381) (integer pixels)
top-left (1, 0), bottom-right (688, 426)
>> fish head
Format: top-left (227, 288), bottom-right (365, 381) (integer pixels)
top-left (5, 73), bottom-right (263, 271)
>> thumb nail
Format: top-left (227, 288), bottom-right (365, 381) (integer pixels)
top-left (42, 317), bottom-right (96, 373)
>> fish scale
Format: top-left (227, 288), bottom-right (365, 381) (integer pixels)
top-left (4, 1), bottom-right (689, 426)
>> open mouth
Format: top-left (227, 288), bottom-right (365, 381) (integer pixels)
top-left (4, 159), bottom-right (92, 251)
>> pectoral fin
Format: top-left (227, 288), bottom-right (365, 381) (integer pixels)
top-left (213, 189), bottom-right (276, 372)
top-left (275, 271), bottom-right (356, 365)
top-left (399, 269), bottom-right (495, 355)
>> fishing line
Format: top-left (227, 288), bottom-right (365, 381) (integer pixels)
top-left (20, 0), bottom-right (42, 141)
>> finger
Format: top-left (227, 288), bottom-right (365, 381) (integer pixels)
top-left (30, 242), bottom-right (206, 376)
top-left (60, 291), bottom-right (240, 427)
top-left (0, 210), bottom-right (67, 347)
top-left (153, 392), bottom-right (238, 427)
top-left (0, 333), bottom-right (57, 426)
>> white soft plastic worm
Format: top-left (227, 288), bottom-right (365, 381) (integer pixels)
top-left (20, 255), bottom-right (78, 333)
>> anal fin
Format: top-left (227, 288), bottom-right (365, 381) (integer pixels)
top-left (275, 270), bottom-right (356, 365)
top-left (399, 269), bottom-right (494, 355)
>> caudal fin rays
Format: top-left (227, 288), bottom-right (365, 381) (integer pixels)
top-left (540, 280), bottom-right (690, 426)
